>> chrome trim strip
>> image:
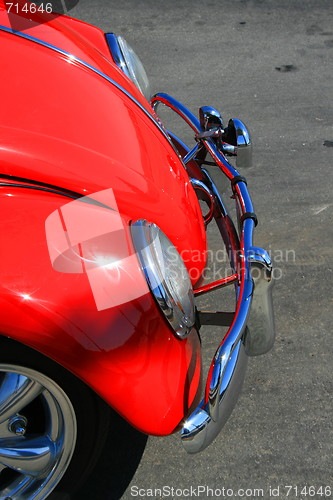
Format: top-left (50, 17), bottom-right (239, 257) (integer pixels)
top-left (151, 93), bottom-right (201, 132)
top-left (0, 25), bottom-right (176, 150)
top-left (207, 273), bottom-right (253, 424)
top-left (105, 33), bottom-right (131, 80)
top-left (0, 25), bottom-right (131, 95)
top-left (182, 339), bottom-right (248, 454)
top-left (189, 178), bottom-right (215, 226)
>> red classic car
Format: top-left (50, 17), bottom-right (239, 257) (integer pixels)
top-left (0, 2), bottom-right (274, 498)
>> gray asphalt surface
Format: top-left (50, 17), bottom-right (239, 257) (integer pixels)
top-left (68, 1), bottom-right (333, 499)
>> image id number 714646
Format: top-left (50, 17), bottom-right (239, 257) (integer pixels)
top-left (284, 485), bottom-right (332, 497)
top-left (5, 2), bottom-right (53, 14)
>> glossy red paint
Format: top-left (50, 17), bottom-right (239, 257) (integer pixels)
top-left (0, 0), bottom-right (151, 112)
top-left (0, 183), bottom-right (203, 436)
top-left (0, 8), bottom-right (208, 434)
top-left (0, 28), bottom-right (206, 271)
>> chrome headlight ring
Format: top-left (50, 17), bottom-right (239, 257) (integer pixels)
top-left (106, 33), bottom-right (151, 100)
top-left (131, 220), bottom-right (195, 339)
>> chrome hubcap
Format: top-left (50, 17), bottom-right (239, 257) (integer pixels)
top-left (0, 364), bottom-right (77, 499)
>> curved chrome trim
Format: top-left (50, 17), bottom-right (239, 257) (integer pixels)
top-left (207, 276), bottom-right (253, 423)
top-left (189, 178), bottom-right (215, 226)
top-left (105, 33), bottom-right (151, 100)
top-left (105, 33), bottom-right (131, 80)
top-left (151, 93), bottom-right (201, 133)
top-left (182, 340), bottom-right (248, 454)
top-left (0, 25), bottom-right (175, 151)
top-left (0, 25), bottom-right (133, 103)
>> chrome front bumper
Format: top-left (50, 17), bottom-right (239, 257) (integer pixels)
top-left (151, 94), bottom-right (275, 454)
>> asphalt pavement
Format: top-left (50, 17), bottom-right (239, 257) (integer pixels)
top-left (67, 1), bottom-right (333, 499)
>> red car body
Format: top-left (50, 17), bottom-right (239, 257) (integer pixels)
top-left (0, 4), bottom-right (206, 436)
top-left (0, 2), bottom-right (274, 498)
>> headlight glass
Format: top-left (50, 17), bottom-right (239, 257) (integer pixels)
top-left (106, 33), bottom-right (151, 100)
top-left (131, 220), bottom-right (195, 338)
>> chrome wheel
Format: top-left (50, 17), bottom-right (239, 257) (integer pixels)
top-left (0, 364), bottom-right (77, 500)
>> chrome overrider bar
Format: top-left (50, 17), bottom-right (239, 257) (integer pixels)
top-left (151, 94), bottom-right (275, 454)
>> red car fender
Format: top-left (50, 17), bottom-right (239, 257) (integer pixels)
top-left (0, 185), bottom-right (202, 435)
top-left (0, 4), bottom-right (208, 435)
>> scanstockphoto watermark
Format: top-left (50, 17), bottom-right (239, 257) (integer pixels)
top-left (131, 485), bottom-right (332, 498)
top-left (131, 485), bottom-right (266, 498)
top-left (4, 0), bottom-right (79, 30)
top-left (167, 246), bottom-right (295, 283)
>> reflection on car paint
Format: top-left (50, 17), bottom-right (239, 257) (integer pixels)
top-left (45, 188), bottom-right (149, 310)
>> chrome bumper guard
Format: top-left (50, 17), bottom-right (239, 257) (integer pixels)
top-left (151, 94), bottom-right (275, 454)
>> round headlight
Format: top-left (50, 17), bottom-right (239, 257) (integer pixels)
top-left (131, 220), bottom-right (195, 338)
top-left (106, 33), bottom-right (151, 100)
